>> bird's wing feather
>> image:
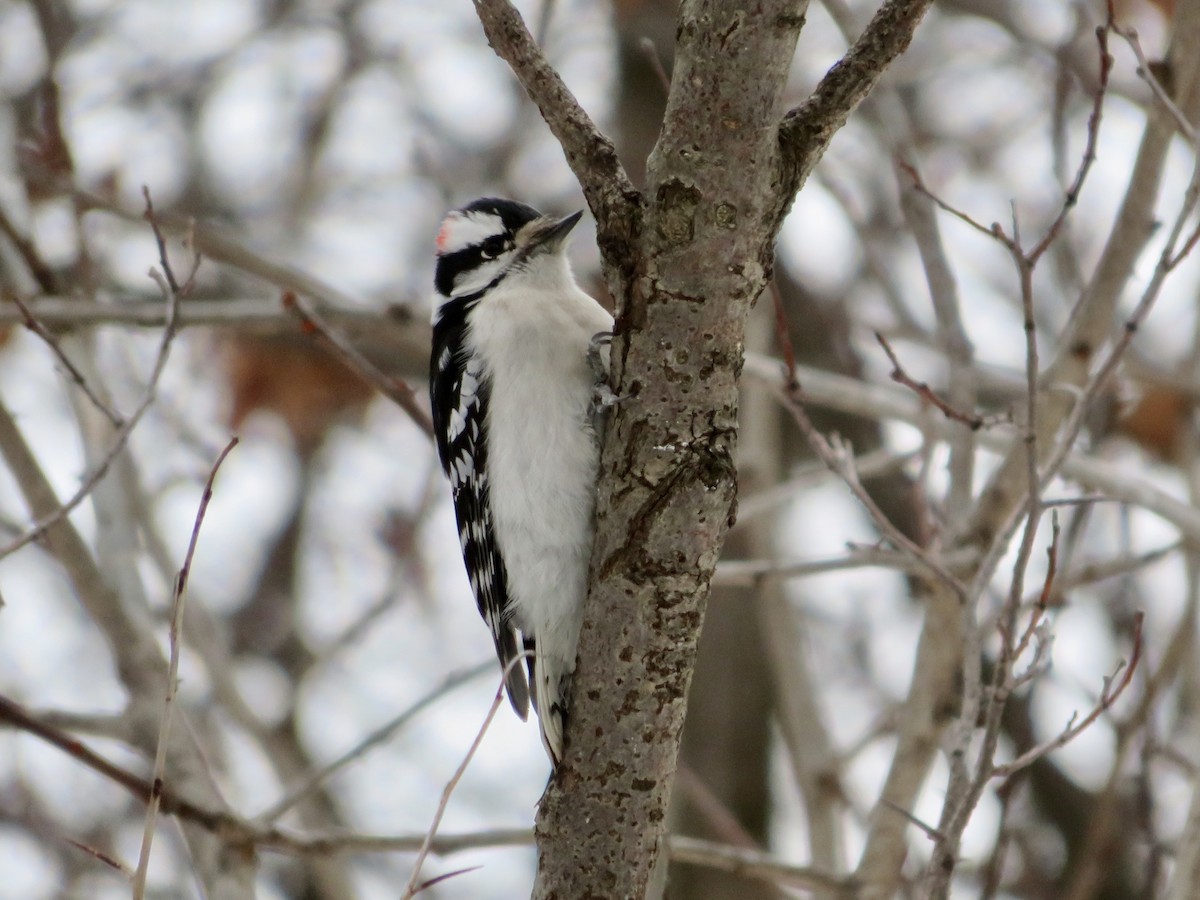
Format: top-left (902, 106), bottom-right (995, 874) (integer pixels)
top-left (431, 321), bottom-right (530, 718)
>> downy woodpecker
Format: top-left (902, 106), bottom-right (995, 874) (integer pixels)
top-left (430, 198), bottom-right (612, 764)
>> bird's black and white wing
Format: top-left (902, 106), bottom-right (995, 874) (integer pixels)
top-left (430, 308), bottom-right (531, 719)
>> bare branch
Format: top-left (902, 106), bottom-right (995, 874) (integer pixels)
top-left (874, 332), bottom-right (998, 430)
top-left (8, 294), bottom-right (123, 427)
top-left (779, 0), bottom-right (936, 196)
top-left (994, 611), bottom-right (1145, 779)
top-left (0, 190), bottom-right (188, 561)
top-left (401, 682), bottom-right (506, 899)
top-left (713, 546), bottom-right (977, 587)
top-left (1114, 22), bottom-right (1196, 142)
top-left (668, 836), bottom-right (849, 895)
top-left (771, 346), bottom-right (965, 597)
top-left (470, 0), bottom-right (641, 251)
top-left (256, 660), bottom-right (494, 823)
top-left (133, 437), bottom-right (237, 899)
top-left (282, 290), bottom-right (434, 437)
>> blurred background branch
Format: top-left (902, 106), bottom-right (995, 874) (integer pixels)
top-left (0, 0), bottom-right (1197, 898)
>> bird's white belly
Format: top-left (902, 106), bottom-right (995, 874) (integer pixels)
top-left (485, 357), bottom-right (597, 643)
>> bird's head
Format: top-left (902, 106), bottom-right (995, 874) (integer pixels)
top-left (433, 197), bottom-right (583, 304)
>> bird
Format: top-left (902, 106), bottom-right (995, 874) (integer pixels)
top-left (430, 197), bottom-right (613, 764)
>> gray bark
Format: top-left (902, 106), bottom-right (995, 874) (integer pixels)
top-left (474, 1), bottom-right (936, 896)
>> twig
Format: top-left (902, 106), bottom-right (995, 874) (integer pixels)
top-left (142, 187), bottom-right (201, 297)
top-left (770, 277), bottom-right (963, 595)
top-left (0, 692), bottom-right (225, 831)
top-left (1026, 23), bottom-right (1113, 263)
top-left (1011, 512), bottom-right (1060, 666)
top-left (256, 660), bottom-right (494, 822)
top-left (0, 188), bottom-right (191, 562)
top-left (282, 290), bottom-right (434, 437)
top-left (410, 867), bottom-right (484, 896)
top-left (638, 37), bottom-right (672, 95)
top-left (668, 836), bottom-right (848, 894)
top-left (0, 204), bottom-right (57, 293)
top-left (994, 610), bottom-right (1145, 779)
top-left (898, 14), bottom-right (1111, 268)
top-left (1113, 22), bottom-right (1196, 142)
top-left (64, 837), bottom-right (133, 876)
top-left (880, 799), bottom-right (945, 843)
top-left (133, 436), bottom-right (238, 899)
top-left (8, 294), bottom-right (123, 427)
top-left (779, 374), bottom-right (966, 599)
top-left (873, 332), bottom-right (990, 430)
top-left (401, 679), bottom-right (508, 899)
top-left (713, 545), bottom-right (978, 587)
top-left (897, 160), bottom-right (997, 241)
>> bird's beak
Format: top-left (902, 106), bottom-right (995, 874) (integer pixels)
top-left (523, 210), bottom-right (584, 254)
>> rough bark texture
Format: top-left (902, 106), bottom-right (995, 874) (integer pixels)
top-left (473, 1), bottom-right (936, 896)
top-left (533, 5), bottom-right (806, 897)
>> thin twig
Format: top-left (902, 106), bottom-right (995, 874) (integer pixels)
top-left (401, 680), bottom-right (508, 899)
top-left (1011, 512), bottom-right (1060, 666)
top-left (64, 837), bottom-right (133, 876)
top-left (782, 386), bottom-right (966, 599)
top-left (1027, 23), bottom-right (1113, 263)
top-left (994, 610), bottom-right (1145, 779)
top-left (880, 798), bottom-right (945, 843)
top-left (410, 866), bottom-right (485, 896)
top-left (133, 436), bottom-right (237, 899)
top-left (874, 332), bottom-right (990, 430)
top-left (282, 290), bottom-right (434, 437)
top-left (1113, 22), bottom-right (1196, 142)
top-left (898, 14), bottom-right (1111, 268)
top-left (0, 188), bottom-right (192, 562)
top-left (8, 294), bottom-right (123, 427)
top-left (713, 546), bottom-right (977, 587)
top-left (771, 277), bottom-right (965, 595)
top-left (256, 660), bottom-right (495, 822)
top-left (638, 37), bottom-right (672, 95)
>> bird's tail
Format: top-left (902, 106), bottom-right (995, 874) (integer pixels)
top-left (533, 650), bottom-right (571, 766)
top-left (496, 629), bottom-right (530, 720)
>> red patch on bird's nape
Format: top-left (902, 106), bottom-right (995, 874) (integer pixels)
top-left (436, 215), bottom-right (457, 254)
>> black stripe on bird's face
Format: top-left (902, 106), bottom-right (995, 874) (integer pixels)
top-left (434, 198), bottom-right (542, 299)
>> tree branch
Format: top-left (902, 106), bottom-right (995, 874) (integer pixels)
top-left (470, 0), bottom-right (642, 292)
top-left (778, 0), bottom-right (936, 200)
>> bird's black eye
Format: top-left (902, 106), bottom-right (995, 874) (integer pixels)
top-left (480, 236), bottom-right (508, 260)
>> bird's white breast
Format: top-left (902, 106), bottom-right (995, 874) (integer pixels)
top-left (465, 261), bottom-right (612, 644)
